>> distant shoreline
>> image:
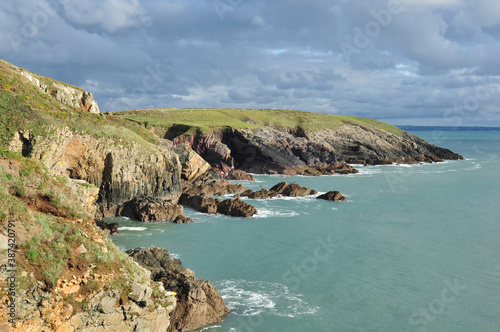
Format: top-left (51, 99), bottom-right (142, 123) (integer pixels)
top-left (397, 125), bottom-right (500, 132)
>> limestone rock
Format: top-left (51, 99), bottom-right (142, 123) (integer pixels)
top-left (74, 244), bottom-right (87, 255)
top-left (65, 179), bottom-right (99, 217)
top-left (128, 282), bottom-right (153, 304)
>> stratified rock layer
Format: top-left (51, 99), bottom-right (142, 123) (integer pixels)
top-left (8, 127), bottom-right (183, 218)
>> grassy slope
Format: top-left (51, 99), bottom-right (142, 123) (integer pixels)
top-left (0, 60), bottom-right (168, 320)
top-left (0, 59), bottom-right (159, 149)
top-left (0, 150), bottom-right (151, 311)
top-left (114, 108), bottom-right (405, 139)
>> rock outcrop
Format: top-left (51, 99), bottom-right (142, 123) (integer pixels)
top-left (8, 128), bottom-right (183, 218)
top-left (222, 127), bottom-right (346, 174)
top-left (240, 182), bottom-right (318, 199)
top-left (179, 193), bottom-right (220, 214)
top-left (174, 144), bottom-right (211, 182)
top-left (317, 191), bottom-right (347, 202)
top-left (173, 124), bottom-right (463, 175)
top-left (118, 197), bottom-right (192, 223)
top-left (174, 131), bottom-right (233, 174)
top-left (307, 125), bottom-right (463, 164)
top-left (10, 272), bottom-right (176, 332)
top-left (127, 247), bottom-right (230, 332)
top-left (226, 169), bottom-right (255, 181)
top-left (217, 198), bottom-right (258, 217)
top-left (19, 68), bottom-right (100, 114)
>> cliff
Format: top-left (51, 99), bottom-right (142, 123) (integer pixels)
top-left (0, 60), bottom-right (227, 331)
top-left (0, 60), bottom-right (183, 218)
top-left (0, 151), bottom-right (177, 331)
top-left (114, 108), bottom-right (463, 174)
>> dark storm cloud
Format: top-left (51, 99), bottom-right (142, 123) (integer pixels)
top-left (0, 0), bottom-right (499, 125)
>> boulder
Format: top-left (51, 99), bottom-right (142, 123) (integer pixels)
top-left (269, 182), bottom-right (289, 194)
top-left (178, 193), bottom-right (219, 214)
top-left (217, 198), bottom-right (257, 217)
top-left (281, 182), bottom-right (313, 197)
top-left (172, 215), bottom-right (193, 224)
top-left (226, 169), bottom-right (255, 181)
top-left (240, 188), bottom-right (279, 199)
top-left (317, 191), bottom-right (347, 202)
top-left (268, 182), bottom-right (317, 197)
top-left (127, 247), bottom-right (230, 332)
top-left (119, 197), bottom-right (186, 222)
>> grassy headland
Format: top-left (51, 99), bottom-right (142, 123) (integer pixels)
top-left (114, 108), bottom-right (405, 140)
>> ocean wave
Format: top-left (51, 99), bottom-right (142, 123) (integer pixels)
top-left (255, 208), bottom-right (300, 218)
top-left (215, 279), bottom-right (320, 318)
top-left (119, 226), bottom-right (147, 231)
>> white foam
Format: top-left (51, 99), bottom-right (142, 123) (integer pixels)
top-left (198, 325), bottom-right (221, 331)
top-left (215, 279), bottom-right (320, 318)
top-left (255, 208), bottom-right (299, 218)
top-left (119, 226), bottom-right (147, 231)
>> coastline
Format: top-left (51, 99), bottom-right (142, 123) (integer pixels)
top-left (0, 59), bottom-right (466, 331)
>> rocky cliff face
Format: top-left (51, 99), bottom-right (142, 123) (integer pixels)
top-left (177, 125), bottom-right (463, 174)
top-left (127, 247), bottom-right (230, 332)
top-left (307, 125), bottom-right (463, 164)
top-left (10, 274), bottom-right (176, 332)
top-left (19, 69), bottom-right (100, 114)
top-left (8, 127), bottom-right (183, 218)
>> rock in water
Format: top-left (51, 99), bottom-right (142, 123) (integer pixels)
top-left (269, 182), bottom-right (289, 194)
top-left (217, 198), bottom-right (258, 217)
top-left (127, 247), bottom-right (230, 332)
top-left (118, 197), bottom-right (190, 222)
top-left (226, 169), bottom-right (255, 181)
top-left (317, 191), bottom-right (347, 202)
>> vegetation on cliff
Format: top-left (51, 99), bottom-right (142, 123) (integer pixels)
top-left (114, 107), bottom-right (405, 139)
top-left (0, 150), bottom-right (175, 331)
top-left (0, 59), bottom-right (159, 149)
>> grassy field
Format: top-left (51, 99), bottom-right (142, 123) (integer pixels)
top-left (114, 108), bottom-right (405, 139)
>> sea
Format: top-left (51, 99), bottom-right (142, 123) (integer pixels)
top-left (108, 130), bottom-right (500, 332)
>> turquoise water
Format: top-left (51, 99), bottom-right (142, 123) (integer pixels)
top-left (109, 131), bottom-right (500, 332)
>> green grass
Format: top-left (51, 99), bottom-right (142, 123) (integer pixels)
top-left (0, 59), bottom-right (159, 150)
top-left (114, 108), bottom-right (405, 139)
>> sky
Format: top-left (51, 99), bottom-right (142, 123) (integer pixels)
top-left (1, 0), bottom-right (499, 126)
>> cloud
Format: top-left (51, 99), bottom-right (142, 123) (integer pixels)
top-left (0, 0), bottom-right (499, 125)
top-left (61, 0), bottom-right (148, 33)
